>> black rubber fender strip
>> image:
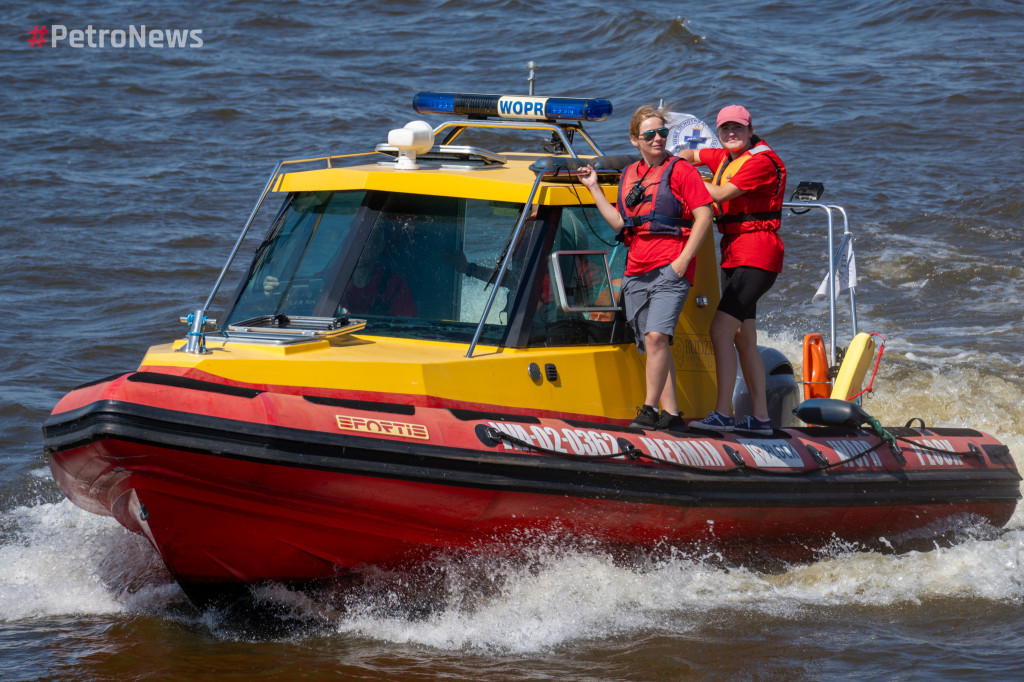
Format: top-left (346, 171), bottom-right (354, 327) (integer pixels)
top-left (302, 395), bottom-right (415, 415)
top-left (127, 371), bottom-right (263, 398)
top-left (449, 408), bottom-right (541, 424)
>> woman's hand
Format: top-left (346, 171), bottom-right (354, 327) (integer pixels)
top-left (577, 164), bottom-right (598, 189)
top-left (263, 275), bottom-right (280, 296)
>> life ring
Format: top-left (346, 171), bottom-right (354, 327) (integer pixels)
top-left (831, 332), bottom-right (876, 401)
top-left (802, 333), bottom-right (830, 400)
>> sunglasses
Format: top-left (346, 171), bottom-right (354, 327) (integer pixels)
top-left (639, 127), bottom-right (669, 141)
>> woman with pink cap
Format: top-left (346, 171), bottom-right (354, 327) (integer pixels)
top-left (677, 105), bottom-right (787, 435)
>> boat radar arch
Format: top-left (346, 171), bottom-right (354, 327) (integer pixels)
top-left (386, 120), bottom-right (435, 170)
top-left (413, 92), bottom-right (612, 122)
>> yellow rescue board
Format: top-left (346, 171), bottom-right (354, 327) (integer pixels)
top-left (830, 332), bottom-right (875, 400)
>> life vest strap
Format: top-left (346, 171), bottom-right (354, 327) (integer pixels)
top-left (623, 214), bottom-right (694, 229)
top-left (716, 210), bottom-right (782, 224)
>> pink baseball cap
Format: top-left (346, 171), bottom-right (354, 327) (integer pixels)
top-left (717, 105), bottom-right (751, 127)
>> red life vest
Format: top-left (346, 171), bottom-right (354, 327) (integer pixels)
top-left (711, 140), bottom-right (786, 235)
top-left (616, 157), bottom-right (693, 242)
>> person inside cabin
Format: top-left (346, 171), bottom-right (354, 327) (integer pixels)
top-left (676, 105), bottom-right (786, 435)
top-left (261, 224), bottom-right (417, 318)
top-left (578, 104), bottom-right (713, 431)
top-left (338, 225), bottom-right (417, 317)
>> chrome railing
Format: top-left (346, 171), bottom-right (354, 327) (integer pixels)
top-left (781, 202), bottom-right (857, 365)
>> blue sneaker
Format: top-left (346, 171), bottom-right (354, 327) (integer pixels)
top-left (735, 415), bottom-right (773, 435)
top-left (694, 410), bottom-right (734, 431)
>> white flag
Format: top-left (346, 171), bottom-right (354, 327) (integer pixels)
top-left (813, 238), bottom-right (857, 302)
top-left (664, 112), bottom-right (721, 156)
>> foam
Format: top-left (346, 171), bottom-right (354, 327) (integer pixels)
top-left (3, 496), bottom-right (1022, 651)
top-left (0, 500), bottom-right (179, 622)
top-left (326, 524), bottom-right (1024, 652)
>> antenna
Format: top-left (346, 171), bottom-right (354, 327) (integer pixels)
top-left (527, 61), bottom-right (538, 96)
top-left (702, 87), bottom-right (715, 127)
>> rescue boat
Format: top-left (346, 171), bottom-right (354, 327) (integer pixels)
top-left (44, 88), bottom-right (1020, 606)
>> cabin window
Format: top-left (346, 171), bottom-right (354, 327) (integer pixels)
top-left (226, 194), bottom-right (629, 348)
top-left (228, 190), bottom-right (532, 345)
top-left (227, 191), bottom-right (366, 323)
top-left (334, 193), bottom-right (529, 345)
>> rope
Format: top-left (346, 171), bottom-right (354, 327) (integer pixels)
top-left (566, 174), bottom-right (617, 247)
top-left (893, 433), bottom-right (983, 458)
top-left (490, 417), bottom-right (982, 468)
top-left (205, 320), bottom-right (230, 339)
top-left (846, 332), bottom-right (886, 401)
top-left (862, 413), bottom-right (904, 460)
top-left (889, 415), bottom-right (983, 459)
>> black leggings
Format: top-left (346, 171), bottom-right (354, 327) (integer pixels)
top-left (718, 266), bottom-right (778, 321)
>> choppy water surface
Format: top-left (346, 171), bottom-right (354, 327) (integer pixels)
top-left (2, 0), bottom-right (1023, 679)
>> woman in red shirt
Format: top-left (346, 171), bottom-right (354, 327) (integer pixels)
top-left (678, 105), bottom-right (786, 435)
top-left (579, 104), bottom-right (713, 431)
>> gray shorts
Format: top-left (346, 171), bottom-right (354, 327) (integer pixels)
top-left (621, 264), bottom-right (691, 353)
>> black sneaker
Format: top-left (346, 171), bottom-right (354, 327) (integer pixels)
top-left (656, 410), bottom-right (687, 432)
top-left (629, 404), bottom-right (659, 430)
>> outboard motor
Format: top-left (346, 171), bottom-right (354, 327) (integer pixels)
top-left (732, 346), bottom-right (801, 427)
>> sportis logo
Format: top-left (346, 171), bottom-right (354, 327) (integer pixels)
top-left (335, 415), bottom-right (429, 440)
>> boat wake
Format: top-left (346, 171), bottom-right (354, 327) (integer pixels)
top-left (2, 494), bottom-right (1023, 651)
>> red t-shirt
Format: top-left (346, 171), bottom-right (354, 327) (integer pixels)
top-left (341, 265), bottom-right (417, 317)
top-left (624, 159), bottom-right (713, 280)
top-left (698, 147), bottom-right (784, 273)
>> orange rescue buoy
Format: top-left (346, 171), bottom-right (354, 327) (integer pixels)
top-left (802, 333), bottom-right (830, 400)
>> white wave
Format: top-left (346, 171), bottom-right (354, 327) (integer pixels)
top-left (327, 523), bottom-right (1024, 653)
top-left (4, 496), bottom-right (1023, 652)
top-left (0, 500), bottom-right (180, 622)
top-left (333, 551), bottom-right (668, 652)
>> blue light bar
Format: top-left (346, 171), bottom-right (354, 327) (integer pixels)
top-left (413, 92), bottom-right (612, 122)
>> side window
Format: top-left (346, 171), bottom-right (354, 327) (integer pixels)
top-left (454, 200), bottom-right (530, 325)
top-left (527, 206), bottom-right (629, 347)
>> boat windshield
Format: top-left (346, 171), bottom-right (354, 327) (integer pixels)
top-left (226, 190), bottom-right (531, 345)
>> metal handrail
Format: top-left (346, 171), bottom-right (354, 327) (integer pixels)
top-left (434, 120), bottom-right (603, 158)
top-left (826, 205), bottom-right (857, 338)
top-left (781, 202), bottom-right (856, 365)
top-left (464, 168), bottom-right (550, 358)
top-left (182, 150), bottom-right (394, 353)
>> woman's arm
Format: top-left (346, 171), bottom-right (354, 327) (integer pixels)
top-left (670, 204), bottom-right (713, 278)
top-left (706, 181), bottom-right (746, 203)
top-left (577, 165), bottom-right (625, 233)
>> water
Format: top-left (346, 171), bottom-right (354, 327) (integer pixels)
top-left (3, 0), bottom-right (1024, 678)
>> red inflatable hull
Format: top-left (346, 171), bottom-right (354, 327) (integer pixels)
top-left (45, 368), bottom-right (1021, 602)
